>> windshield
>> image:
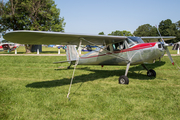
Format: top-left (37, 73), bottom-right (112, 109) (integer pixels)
top-left (126, 38), bottom-right (136, 47)
top-left (128, 37), bottom-right (144, 43)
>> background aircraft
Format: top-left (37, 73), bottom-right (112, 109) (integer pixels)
top-left (0, 43), bottom-right (17, 52)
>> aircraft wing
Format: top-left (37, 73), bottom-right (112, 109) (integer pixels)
top-left (4, 30), bottom-right (127, 45)
top-left (141, 36), bottom-right (176, 43)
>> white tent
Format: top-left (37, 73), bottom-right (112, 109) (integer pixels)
top-left (172, 42), bottom-right (180, 50)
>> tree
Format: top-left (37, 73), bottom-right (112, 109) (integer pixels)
top-left (158, 19), bottom-right (178, 43)
top-left (108, 30), bottom-right (132, 36)
top-left (175, 20), bottom-right (180, 42)
top-left (0, 0), bottom-right (66, 53)
top-left (133, 24), bottom-right (158, 36)
top-left (158, 19), bottom-right (176, 36)
top-left (98, 32), bottom-right (105, 35)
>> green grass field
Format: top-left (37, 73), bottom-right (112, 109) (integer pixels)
top-left (0, 55), bottom-right (180, 119)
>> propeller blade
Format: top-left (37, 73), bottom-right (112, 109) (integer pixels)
top-left (165, 47), bottom-right (174, 65)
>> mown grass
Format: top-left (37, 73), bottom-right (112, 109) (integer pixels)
top-left (0, 56), bottom-right (180, 119)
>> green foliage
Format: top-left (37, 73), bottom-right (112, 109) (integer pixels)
top-left (98, 31), bottom-right (105, 35)
top-left (159, 19), bottom-right (176, 36)
top-left (133, 24), bottom-right (158, 36)
top-left (0, 0), bottom-right (66, 53)
top-left (133, 19), bottom-right (180, 43)
top-left (0, 56), bottom-right (180, 119)
top-left (158, 19), bottom-right (179, 43)
top-left (0, 0), bottom-right (65, 32)
top-left (108, 30), bottom-right (132, 36)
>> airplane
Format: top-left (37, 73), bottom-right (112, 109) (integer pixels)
top-left (0, 44), bottom-right (3, 51)
top-left (0, 43), bottom-right (17, 52)
top-left (4, 30), bottom-right (176, 85)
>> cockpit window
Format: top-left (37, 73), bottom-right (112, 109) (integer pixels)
top-left (112, 41), bottom-right (125, 51)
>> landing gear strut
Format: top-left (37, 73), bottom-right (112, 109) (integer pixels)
top-left (141, 64), bottom-right (156, 77)
top-left (67, 62), bottom-right (72, 69)
top-left (119, 62), bottom-right (130, 84)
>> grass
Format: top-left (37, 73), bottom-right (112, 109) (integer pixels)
top-left (0, 56), bottom-right (180, 119)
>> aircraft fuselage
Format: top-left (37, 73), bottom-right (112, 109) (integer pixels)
top-left (78, 42), bottom-right (165, 65)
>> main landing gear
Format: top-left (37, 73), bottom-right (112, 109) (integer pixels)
top-left (119, 75), bottom-right (129, 84)
top-left (119, 63), bottom-right (156, 84)
top-left (119, 62), bottom-right (130, 84)
top-left (67, 62), bottom-right (72, 69)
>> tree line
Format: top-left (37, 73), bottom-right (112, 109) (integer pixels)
top-left (99, 19), bottom-right (180, 43)
top-left (0, 0), bottom-right (65, 32)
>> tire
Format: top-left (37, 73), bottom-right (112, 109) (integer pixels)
top-left (147, 69), bottom-right (156, 77)
top-left (119, 75), bottom-right (129, 84)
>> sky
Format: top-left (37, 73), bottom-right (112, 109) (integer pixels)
top-left (54, 0), bottom-right (180, 35)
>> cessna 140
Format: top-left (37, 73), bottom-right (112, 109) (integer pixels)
top-left (4, 30), bottom-right (175, 85)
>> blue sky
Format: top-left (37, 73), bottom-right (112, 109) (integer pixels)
top-left (54, 0), bottom-right (180, 35)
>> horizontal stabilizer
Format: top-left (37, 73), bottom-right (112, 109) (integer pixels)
top-left (53, 60), bottom-right (76, 64)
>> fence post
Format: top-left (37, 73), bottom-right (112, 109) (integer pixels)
top-left (58, 48), bottom-right (60, 54)
top-left (177, 47), bottom-right (179, 54)
top-left (37, 49), bottom-right (39, 54)
top-left (15, 48), bottom-right (17, 54)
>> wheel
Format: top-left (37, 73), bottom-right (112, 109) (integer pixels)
top-left (147, 69), bottom-right (156, 77)
top-left (119, 75), bottom-right (129, 84)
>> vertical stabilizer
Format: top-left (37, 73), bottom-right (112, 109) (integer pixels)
top-left (66, 45), bottom-right (79, 61)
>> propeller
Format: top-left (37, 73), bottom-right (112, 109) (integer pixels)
top-left (164, 43), bottom-right (174, 65)
top-left (156, 25), bottom-right (174, 65)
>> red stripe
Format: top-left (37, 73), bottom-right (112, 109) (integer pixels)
top-left (80, 43), bottom-right (156, 59)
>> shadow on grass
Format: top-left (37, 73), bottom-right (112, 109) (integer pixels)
top-left (26, 61), bottom-right (165, 88)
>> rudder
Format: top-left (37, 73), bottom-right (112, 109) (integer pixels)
top-left (66, 45), bottom-right (79, 61)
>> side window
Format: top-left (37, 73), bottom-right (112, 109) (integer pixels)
top-left (112, 41), bottom-right (125, 51)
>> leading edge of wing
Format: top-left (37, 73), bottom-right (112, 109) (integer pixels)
top-left (4, 30), bottom-right (127, 45)
top-left (141, 36), bottom-right (176, 42)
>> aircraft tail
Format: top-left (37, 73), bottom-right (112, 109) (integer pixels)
top-left (66, 45), bottom-right (79, 61)
top-left (53, 45), bottom-right (79, 64)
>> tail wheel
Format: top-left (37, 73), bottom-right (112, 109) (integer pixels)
top-left (147, 69), bottom-right (156, 77)
top-left (119, 75), bottom-right (129, 84)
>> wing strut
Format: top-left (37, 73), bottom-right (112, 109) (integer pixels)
top-left (67, 40), bottom-right (82, 100)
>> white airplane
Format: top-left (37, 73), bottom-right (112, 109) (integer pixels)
top-left (4, 30), bottom-right (175, 85)
top-left (0, 43), bottom-right (18, 52)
